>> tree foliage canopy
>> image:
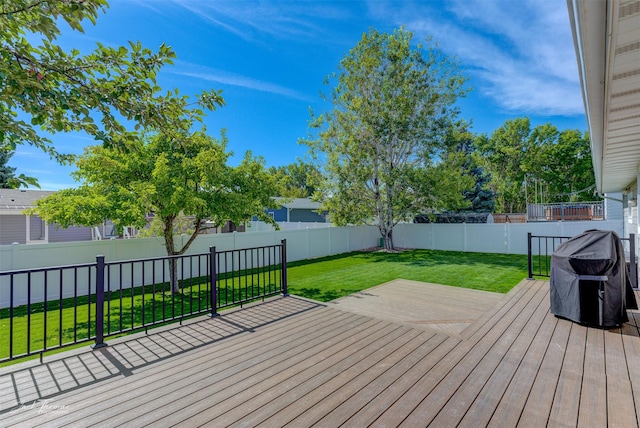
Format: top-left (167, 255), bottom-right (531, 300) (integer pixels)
top-left (29, 130), bottom-right (277, 254)
top-left (443, 124), bottom-right (495, 213)
top-left (303, 28), bottom-right (470, 249)
top-left (473, 117), bottom-right (532, 213)
top-left (0, 148), bottom-right (39, 188)
top-left (474, 117), bottom-right (596, 213)
top-left (269, 160), bottom-right (320, 198)
top-left (531, 128), bottom-right (594, 203)
top-left (1, 0), bottom-right (222, 161)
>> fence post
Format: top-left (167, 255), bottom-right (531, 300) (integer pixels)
top-left (527, 233), bottom-right (534, 280)
top-left (630, 233), bottom-right (637, 289)
top-left (209, 246), bottom-right (218, 317)
top-left (93, 255), bottom-right (107, 349)
top-left (281, 239), bottom-right (289, 296)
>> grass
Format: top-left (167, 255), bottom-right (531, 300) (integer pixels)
top-left (1, 249), bottom-right (529, 366)
top-left (286, 249), bottom-right (529, 301)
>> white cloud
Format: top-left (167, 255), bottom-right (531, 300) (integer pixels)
top-left (167, 0), bottom-right (351, 44)
top-left (171, 61), bottom-right (313, 102)
top-left (368, 0), bottom-right (584, 116)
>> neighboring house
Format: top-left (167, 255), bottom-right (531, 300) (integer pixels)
top-left (0, 189), bottom-right (246, 245)
top-left (0, 189), bottom-right (92, 245)
top-left (567, 0), bottom-right (640, 243)
top-left (262, 198), bottom-right (328, 223)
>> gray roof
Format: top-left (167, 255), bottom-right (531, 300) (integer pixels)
top-left (273, 197), bottom-right (322, 210)
top-left (0, 189), bottom-right (56, 209)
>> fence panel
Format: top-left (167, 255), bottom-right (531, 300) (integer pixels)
top-left (394, 223), bottom-right (433, 249)
top-left (329, 227), bottom-right (350, 255)
top-left (465, 224), bottom-right (508, 253)
top-left (348, 226), bottom-right (379, 252)
top-left (430, 224), bottom-right (465, 251)
top-left (308, 228), bottom-right (331, 259)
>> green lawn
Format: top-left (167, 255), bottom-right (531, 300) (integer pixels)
top-left (287, 249), bottom-right (529, 301)
top-left (1, 249), bottom-right (529, 365)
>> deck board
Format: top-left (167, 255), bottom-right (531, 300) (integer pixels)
top-left (140, 318), bottom-right (402, 427)
top-left (458, 283), bottom-right (551, 427)
top-left (548, 322), bottom-right (587, 427)
top-left (40, 308), bottom-right (359, 427)
top-left (1, 280), bottom-right (640, 427)
top-left (486, 299), bottom-right (558, 427)
top-left (578, 328), bottom-right (608, 428)
top-left (239, 327), bottom-right (425, 427)
top-left (390, 280), bottom-right (543, 427)
top-left (518, 311), bottom-right (572, 426)
top-left (622, 311), bottom-right (640, 427)
top-left (604, 326), bottom-right (638, 427)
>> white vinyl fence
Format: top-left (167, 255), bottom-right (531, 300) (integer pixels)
top-left (1, 220), bottom-right (625, 273)
top-left (392, 220), bottom-right (624, 254)
top-left (0, 220), bottom-right (625, 308)
top-left (0, 226), bottom-right (380, 274)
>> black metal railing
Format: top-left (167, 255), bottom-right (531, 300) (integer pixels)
top-left (0, 240), bottom-right (288, 363)
top-left (527, 233), bottom-right (637, 289)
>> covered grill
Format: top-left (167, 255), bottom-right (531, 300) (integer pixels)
top-left (550, 230), bottom-right (637, 328)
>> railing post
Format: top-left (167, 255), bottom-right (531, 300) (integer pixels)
top-left (527, 233), bottom-right (534, 280)
top-left (630, 234), bottom-right (637, 289)
top-left (93, 255), bottom-right (107, 349)
top-left (281, 239), bottom-right (289, 296)
top-left (209, 246), bottom-right (219, 317)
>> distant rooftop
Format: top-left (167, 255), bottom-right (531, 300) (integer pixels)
top-left (0, 189), bottom-right (55, 209)
top-left (273, 197), bottom-right (322, 210)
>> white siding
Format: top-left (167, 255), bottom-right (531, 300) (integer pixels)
top-left (605, 192), bottom-right (624, 221)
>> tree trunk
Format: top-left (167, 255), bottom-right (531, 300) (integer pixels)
top-left (163, 218), bottom-right (180, 294)
top-left (168, 258), bottom-right (179, 294)
top-left (382, 226), bottom-right (394, 250)
top-left (378, 214), bottom-right (395, 250)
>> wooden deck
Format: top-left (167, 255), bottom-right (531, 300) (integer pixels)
top-left (1, 278), bottom-right (640, 427)
top-left (329, 279), bottom-right (504, 336)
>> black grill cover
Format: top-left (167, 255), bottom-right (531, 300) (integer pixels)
top-left (550, 230), bottom-right (637, 328)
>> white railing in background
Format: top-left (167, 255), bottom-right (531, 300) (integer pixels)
top-left (527, 201), bottom-right (605, 222)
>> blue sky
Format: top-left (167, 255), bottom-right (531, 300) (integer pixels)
top-left (12, 0), bottom-right (587, 190)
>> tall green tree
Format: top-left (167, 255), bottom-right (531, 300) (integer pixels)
top-left (533, 129), bottom-right (595, 202)
top-left (1, 0), bottom-right (221, 161)
top-left (0, 149), bottom-right (18, 188)
top-left (0, 148), bottom-right (39, 188)
top-left (270, 160), bottom-right (321, 198)
top-left (28, 130), bottom-right (277, 293)
top-left (475, 118), bottom-right (596, 213)
top-left (303, 28), bottom-right (469, 249)
top-left (441, 123), bottom-right (495, 213)
top-left (474, 118), bottom-right (532, 213)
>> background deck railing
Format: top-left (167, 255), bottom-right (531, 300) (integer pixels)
top-left (527, 233), bottom-right (637, 289)
top-left (526, 201), bottom-right (605, 222)
top-left (0, 241), bottom-right (287, 363)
